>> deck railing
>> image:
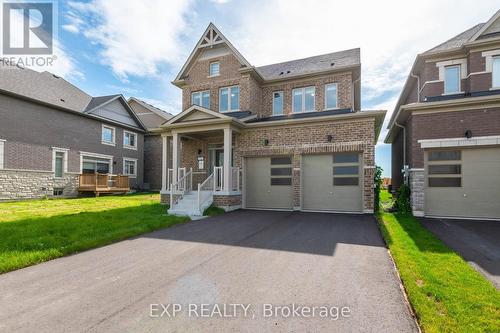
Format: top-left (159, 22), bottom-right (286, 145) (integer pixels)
top-left (78, 174), bottom-right (129, 191)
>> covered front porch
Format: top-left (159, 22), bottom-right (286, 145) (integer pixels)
top-left (158, 106), bottom-right (245, 215)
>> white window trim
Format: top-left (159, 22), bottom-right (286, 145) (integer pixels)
top-left (218, 85), bottom-right (240, 113)
top-left (191, 90), bottom-right (211, 109)
top-left (443, 65), bottom-right (462, 95)
top-left (0, 139), bottom-right (5, 169)
top-left (292, 86), bottom-right (316, 113)
top-left (123, 157), bottom-right (138, 178)
top-left (492, 55), bottom-right (500, 89)
top-left (79, 151), bottom-right (114, 174)
top-left (324, 83), bottom-right (339, 110)
top-left (272, 91), bottom-right (284, 116)
top-left (52, 147), bottom-right (69, 178)
top-left (123, 130), bottom-right (138, 150)
top-left (101, 124), bottom-right (116, 146)
top-left (209, 61), bottom-right (220, 77)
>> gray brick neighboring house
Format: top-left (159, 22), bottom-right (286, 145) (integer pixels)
top-left (0, 64), bottom-right (148, 200)
top-left (385, 10), bottom-right (500, 220)
top-left (127, 98), bottom-right (173, 191)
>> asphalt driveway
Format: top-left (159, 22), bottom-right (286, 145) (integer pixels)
top-left (0, 210), bottom-right (417, 332)
top-left (420, 217), bottom-right (500, 289)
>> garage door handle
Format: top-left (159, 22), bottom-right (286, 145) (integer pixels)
top-left (267, 190), bottom-right (271, 193)
top-left (330, 192), bottom-right (333, 195)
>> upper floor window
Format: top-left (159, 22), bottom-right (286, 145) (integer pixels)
top-left (123, 131), bottom-right (137, 150)
top-left (292, 86), bottom-right (315, 113)
top-left (191, 90), bottom-right (210, 109)
top-left (272, 91), bottom-right (284, 115)
top-left (325, 83), bottom-right (338, 109)
top-left (444, 65), bottom-right (461, 94)
top-left (219, 86), bottom-right (239, 112)
top-left (493, 56), bottom-right (500, 88)
top-left (209, 62), bottom-right (220, 76)
top-left (101, 125), bottom-right (115, 146)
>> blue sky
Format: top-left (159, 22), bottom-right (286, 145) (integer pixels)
top-left (15, 1), bottom-right (500, 177)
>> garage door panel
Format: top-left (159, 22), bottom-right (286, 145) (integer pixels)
top-left (302, 154), bottom-right (362, 212)
top-left (425, 147), bottom-right (500, 219)
top-left (245, 157), bottom-right (293, 210)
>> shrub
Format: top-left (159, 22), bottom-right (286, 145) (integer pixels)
top-left (374, 166), bottom-right (383, 211)
top-left (395, 184), bottom-right (412, 214)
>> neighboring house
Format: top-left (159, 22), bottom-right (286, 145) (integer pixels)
top-left (127, 97), bottom-right (173, 191)
top-left (158, 23), bottom-right (385, 216)
top-left (385, 10), bottom-right (500, 220)
top-left (0, 64), bottom-right (147, 200)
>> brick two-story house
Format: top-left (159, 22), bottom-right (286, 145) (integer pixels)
top-left (385, 10), bottom-right (500, 220)
top-left (158, 23), bottom-right (385, 216)
top-left (0, 64), bottom-right (148, 199)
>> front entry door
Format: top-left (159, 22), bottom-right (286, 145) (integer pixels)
top-left (209, 148), bottom-right (224, 174)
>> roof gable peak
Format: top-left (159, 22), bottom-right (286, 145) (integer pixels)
top-left (173, 23), bottom-right (252, 84)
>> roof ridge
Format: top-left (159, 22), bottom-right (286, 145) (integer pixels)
top-left (256, 47), bottom-right (360, 69)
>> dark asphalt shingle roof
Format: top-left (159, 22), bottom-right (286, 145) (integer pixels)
top-left (0, 64), bottom-right (92, 111)
top-left (256, 48), bottom-right (360, 80)
top-left (84, 95), bottom-right (121, 112)
top-left (423, 23), bottom-right (485, 54)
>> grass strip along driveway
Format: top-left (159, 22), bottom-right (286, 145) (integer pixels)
top-left (0, 194), bottom-right (188, 273)
top-left (377, 191), bottom-right (500, 332)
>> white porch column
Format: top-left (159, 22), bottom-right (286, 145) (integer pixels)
top-left (160, 134), bottom-right (169, 194)
top-left (172, 132), bottom-right (180, 185)
top-left (223, 127), bottom-right (232, 193)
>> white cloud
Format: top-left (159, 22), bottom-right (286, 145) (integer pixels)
top-left (67, 0), bottom-right (194, 81)
top-left (210, 0), bottom-right (231, 3)
top-left (62, 24), bottom-right (79, 33)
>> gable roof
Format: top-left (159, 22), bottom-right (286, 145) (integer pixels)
top-left (0, 64), bottom-right (146, 131)
top-left (174, 23), bottom-right (253, 83)
top-left (165, 105), bottom-right (234, 126)
top-left (256, 48), bottom-right (360, 80)
top-left (423, 24), bottom-right (485, 55)
top-left (0, 64), bottom-right (92, 111)
top-left (128, 97), bottom-right (173, 130)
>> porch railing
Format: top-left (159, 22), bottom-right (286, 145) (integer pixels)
top-left (167, 168), bottom-right (173, 190)
top-left (214, 166), bottom-right (223, 192)
top-left (170, 167), bottom-right (193, 208)
top-left (197, 171), bottom-right (215, 214)
top-left (78, 174), bottom-right (129, 191)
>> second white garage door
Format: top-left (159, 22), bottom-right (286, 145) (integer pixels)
top-left (302, 153), bottom-right (363, 212)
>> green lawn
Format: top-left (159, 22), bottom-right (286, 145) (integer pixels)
top-left (0, 194), bottom-right (189, 273)
top-left (377, 191), bottom-right (500, 332)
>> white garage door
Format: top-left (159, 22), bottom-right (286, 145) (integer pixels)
top-left (425, 147), bottom-right (500, 219)
top-left (244, 156), bottom-right (293, 210)
top-left (302, 153), bottom-right (363, 212)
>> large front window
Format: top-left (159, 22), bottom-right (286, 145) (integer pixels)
top-left (219, 86), bottom-right (239, 112)
top-left (191, 90), bottom-right (210, 109)
top-left (444, 65), bottom-right (460, 94)
top-left (493, 56), bottom-right (500, 88)
top-left (292, 87), bottom-right (315, 113)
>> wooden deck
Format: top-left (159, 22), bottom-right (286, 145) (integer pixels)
top-left (78, 174), bottom-right (130, 196)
